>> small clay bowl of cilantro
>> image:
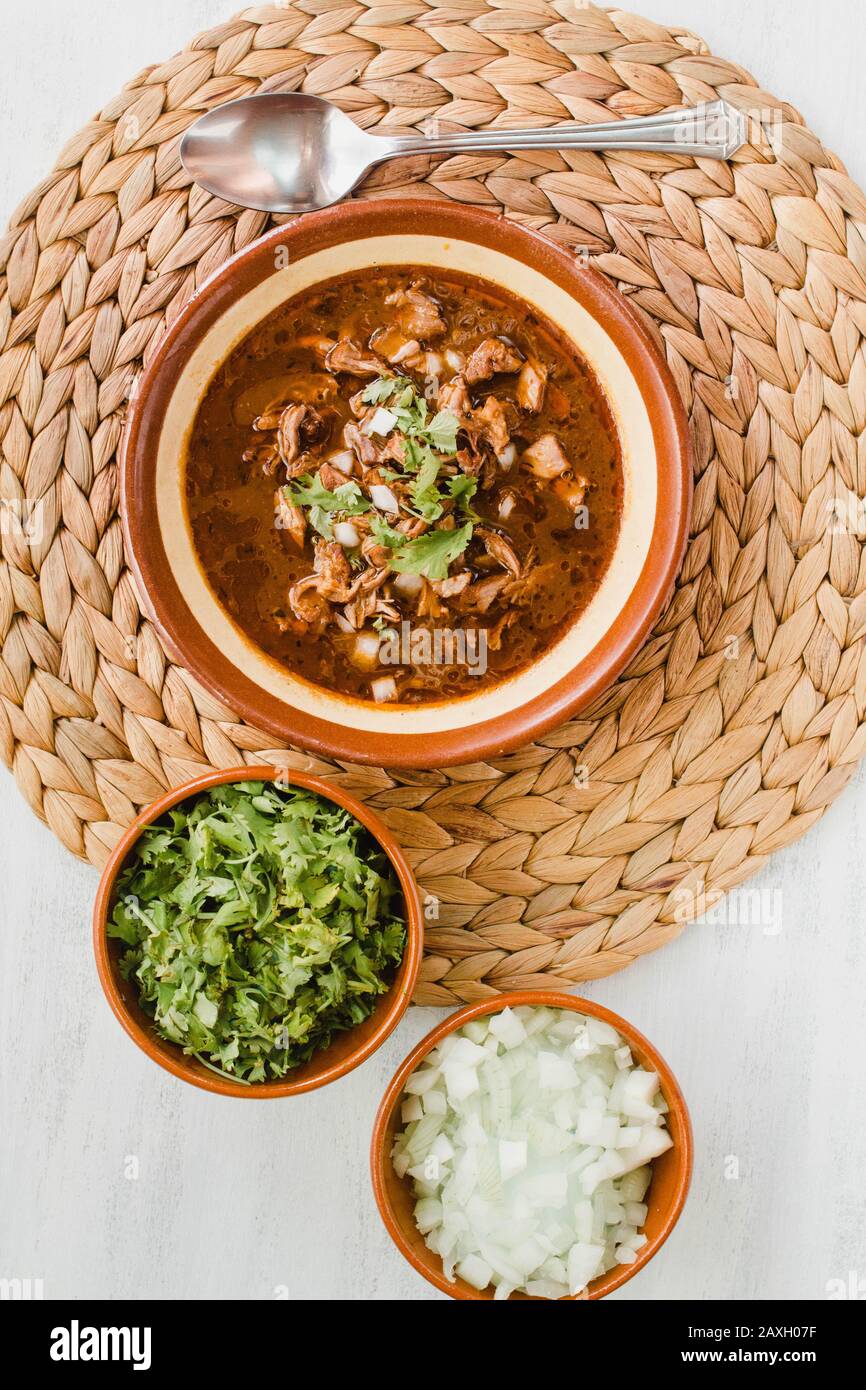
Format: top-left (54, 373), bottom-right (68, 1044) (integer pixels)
top-left (93, 766), bottom-right (423, 1096)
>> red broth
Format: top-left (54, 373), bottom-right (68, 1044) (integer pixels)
top-left (185, 267), bottom-right (623, 703)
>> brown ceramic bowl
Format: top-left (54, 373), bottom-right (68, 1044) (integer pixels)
top-left (121, 199), bottom-right (691, 767)
top-left (93, 764), bottom-right (423, 1098)
top-left (371, 990), bottom-right (692, 1300)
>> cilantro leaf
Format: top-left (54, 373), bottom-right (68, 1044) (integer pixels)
top-left (361, 375), bottom-right (414, 406)
top-left (284, 475), bottom-right (371, 539)
top-left (426, 409), bottom-right (459, 454)
top-left (369, 515), bottom-right (405, 549)
top-left (409, 453), bottom-right (445, 522)
top-left (448, 474), bottom-right (479, 516)
top-left (391, 523), bottom-right (474, 581)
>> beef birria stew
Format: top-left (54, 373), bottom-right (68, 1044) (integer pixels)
top-left (185, 267), bottom-right (623, 704)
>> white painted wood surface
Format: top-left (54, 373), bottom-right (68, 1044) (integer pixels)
top-left (2, 0), bottom-right (865, 1302)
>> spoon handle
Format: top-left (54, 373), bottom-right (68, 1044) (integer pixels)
top-left (377, 100), bottom-right (747, 163)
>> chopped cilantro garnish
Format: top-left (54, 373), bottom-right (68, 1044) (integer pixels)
top-left (427, 409), bottom-right (459, 454)
top-left (284, 475), bottom-right (370, 538)
top-left (107, 781), bottom-right (406, 1083)
top-left (448, 474), bottom-right (479, 516)
top-left (285, 474), bottom-right (369, 515)
top-left (361, 375), bottom-right (414, 406)
top-left (409, 453), bottom-right (445, 522)
top-left (369, 516), bottom-right (405, 549)
top-left (287, 379), bottom-right (472, 578)
top-left (390, 523), bottom-right (474, 581)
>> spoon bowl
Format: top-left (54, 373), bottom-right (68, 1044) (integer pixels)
top-left (180, 93), bottom-right (383, 213)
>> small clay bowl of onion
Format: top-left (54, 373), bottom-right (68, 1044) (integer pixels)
top-left (371, 990), bottom-right (691, 1300)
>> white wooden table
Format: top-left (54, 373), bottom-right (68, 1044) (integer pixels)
top-left (2, 0), bottom-right (865, 1301)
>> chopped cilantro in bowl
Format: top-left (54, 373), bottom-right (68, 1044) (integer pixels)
top-left (106, 779), bottom-right (408, 1084)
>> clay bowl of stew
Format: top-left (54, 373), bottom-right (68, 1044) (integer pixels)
top-left (121, 199), bottom-right (691, 767)
top-left (92, 765), bottom-right (424, 1097)
top-left (371, 991), bottom-right (692, 1300)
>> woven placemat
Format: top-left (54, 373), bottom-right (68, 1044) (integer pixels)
top-left (2, 3), bottom-right (866, 1004)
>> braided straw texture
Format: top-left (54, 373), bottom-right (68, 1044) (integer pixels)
top-left (2, 3), bottom-right (866, 1004)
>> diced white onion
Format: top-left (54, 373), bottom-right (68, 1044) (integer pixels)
top-left (488, 1006), bottom-right (526, 1049)
top-left (391, 1005), bottom-right (673, 1300)
top-left (365, 407), bottom-right (398, 436)
top-left (393, 571), bottom-right (423, 598)
top-left (498, 493), bottom-right (516, 520)
top-left (446, 1037), bottom-right (487, 1067)
top-left (587, 1018), bottom-right (621, 1048)
top-left (370, 483), bottom-right (400, 514)
top-left (334, 521), bottom-right (360, 548)
top-left (462, 1019), bottom-right (489, 1044)
top-left (415, 1199), bottom-right (443, 1234)
top-left (456, 1254), bottom-right (493, 1291)
top-left (445, 348), bottom-right (465, 372)
top-left (499, 1139), bottom-right (527, 1181)
top-left (371, 675), bottom-right (398, 703)
top-left (328, 449), bottom-right (355, 474)
top-left (350, 631), bottom-right (380, 671)
top-left (391, 339), bottom-right (421, 365)
top-left (404, 1066), bottom-right (440, 1096)
top-left (567, 1242), bottom-right (605, 1295)
top-left (538, 1051), bottom-right (578, 1091)
top-left (444, 1066), bottom-right (479, 1102)
top-left (402, 1097), bottom-right (423, 1124)
top-left (497, 443), bottom-right (517, 469)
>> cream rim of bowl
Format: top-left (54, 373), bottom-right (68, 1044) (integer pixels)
top-left (157, 233), bottom-right (656, 735)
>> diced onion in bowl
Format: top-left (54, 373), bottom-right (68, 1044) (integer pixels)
top-left (370, 483), bottom-right (400, 514)
top-left (390, 1006), bottom-right (673, 1299)
top-left (334, 521), bottom-right (360, 548)
top-left (371, 675), bottom-right (398, 703)
top-left (350, 631), bottom-right (381, 671)
top-left (365, 407), bottom-right (398, 436)
top-left (391, 339), bottom-right (421, 365)
top-left (393, 571), bottom-right (423, 599)
top-left (327, 449), bottom-right (355, 474)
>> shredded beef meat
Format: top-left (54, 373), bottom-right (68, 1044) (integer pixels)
top-left (464, 337), bottom-right (523, 384)
top-left (274, 491), bottom-right (306, 549)
top-left (473, 396), bottom-right (512, 455)
top-left (325, 339), bottom-right (386, 376)
top-left (384, 284), bottom-right (447, 342)
top-left (437, 375), bottom-right (472, 421)
top-left (522, 433), bottom-right (571, 480)
top-left (517, 358), bottom-right (548, 412)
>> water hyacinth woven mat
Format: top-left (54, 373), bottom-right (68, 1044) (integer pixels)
top-left (2, 2), bottom-right (866, 1004)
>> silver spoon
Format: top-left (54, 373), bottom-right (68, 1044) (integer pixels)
top-left (180, 94), bottom-right (747, 215)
